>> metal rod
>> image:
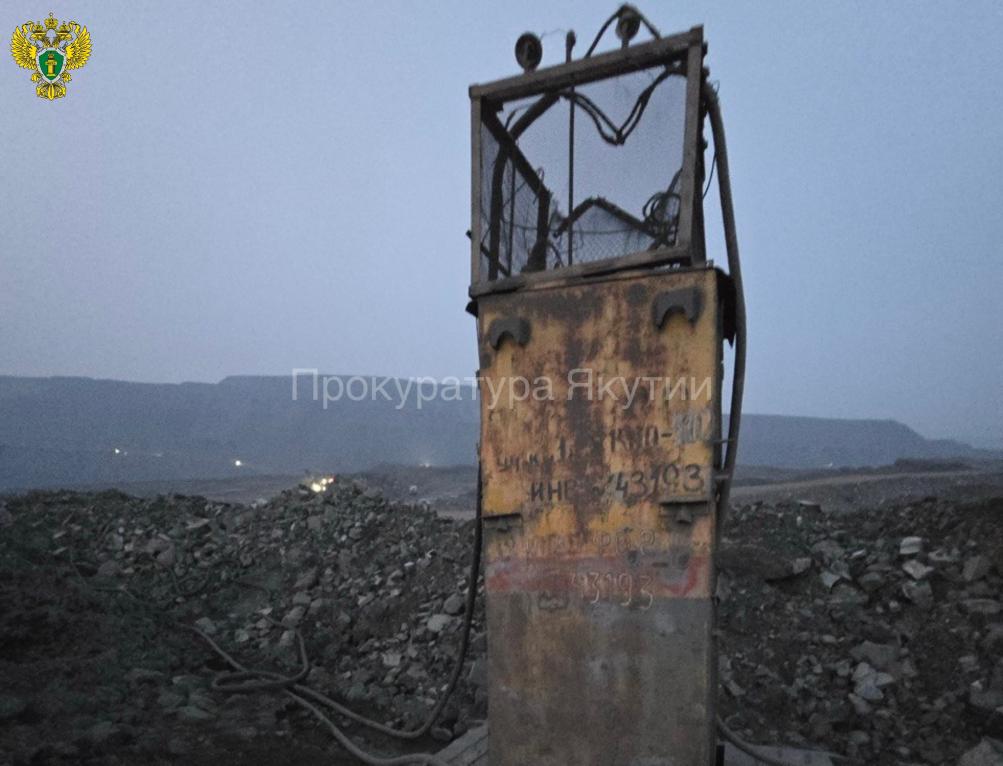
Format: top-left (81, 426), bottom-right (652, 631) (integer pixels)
top-left (566, 31), bottom-right (577, 266)
top-left (469, 28), bottom-right (697, 101)
top-left (507, 156), bottom-right (516, 273)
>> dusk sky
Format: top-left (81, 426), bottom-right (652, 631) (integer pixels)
top-left (2, 1), bottom-right (1001, 448)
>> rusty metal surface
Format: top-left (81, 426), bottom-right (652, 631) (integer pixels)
top-left (476, 266), bottom-right (722, 766)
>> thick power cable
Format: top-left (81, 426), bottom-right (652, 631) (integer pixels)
top-left (703, 81), bottom-right (851, 766)
top-left (184, 465), bottom-right (484, 764)
top-left (703, 80), bottom-right (746, 527)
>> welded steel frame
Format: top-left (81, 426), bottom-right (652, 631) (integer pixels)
top-left (469, 27), bottom-right (706, 297)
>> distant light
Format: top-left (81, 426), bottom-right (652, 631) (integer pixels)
top-left (421, 461), bottom-right (431, 469)
top-left (113, 448), bottom-right (121, 455)
top-left (233, 459), bottom-right (243, 467)
top-left (308, 476), bottom-right (335, 493)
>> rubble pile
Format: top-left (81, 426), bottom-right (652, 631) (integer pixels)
top-left (0, 480), bottom-right (1001, 765)
top-left (0, 481), bottom-right (483, 765)
top-left (718, 494), bottom-right (1003, 765)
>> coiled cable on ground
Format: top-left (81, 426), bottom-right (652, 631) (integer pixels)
top-left (183, 465), bottom-right (485, 765)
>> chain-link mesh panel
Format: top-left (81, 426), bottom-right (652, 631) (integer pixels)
top-left (478, 63), bottom-right (687, 282)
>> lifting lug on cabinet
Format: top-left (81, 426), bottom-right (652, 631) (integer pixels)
top-left (487, 317), bottom-right (531, 349)
top-left (652, 286), bottom-right (703, 328)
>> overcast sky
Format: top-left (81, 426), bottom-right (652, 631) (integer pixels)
top-left (1, 1), bottom-right (1001, 448)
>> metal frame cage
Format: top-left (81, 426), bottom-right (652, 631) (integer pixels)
top-left (469, 26), bottom-right (706, 296)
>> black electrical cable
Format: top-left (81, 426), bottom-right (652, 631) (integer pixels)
top-left (702, 80), bottom-right (745, 527)
top-left (717, 717), bottom-right (810, 766)
top-left (557, 65), bottom-right (675, 147)
top-left (584, 9), bottom-right (622, 57)
top-left (702, 75), bottom-right (761, 766)
top-left (702, 152), bottom-right (717, 199)
top-left (184, 622), bottom-right (449, 766)
top-left (584, 4), bottom-right (662, 58)
top-left (705, 74), bottom-right (818, 766)
top-left (703, 80), bottom-right (851, 766)
top-left (184, 466), bottom-right (485, 764)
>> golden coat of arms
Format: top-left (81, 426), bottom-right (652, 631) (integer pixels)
top-left (10, 12), bottom-right (91, 100)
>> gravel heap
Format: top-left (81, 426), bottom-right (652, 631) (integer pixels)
top-left (1, 481), bottom-right (1001, 765)
top-left (0, 480), bottom-right (484, 765)
top-left (717, 494), bottom-right (1003, 765)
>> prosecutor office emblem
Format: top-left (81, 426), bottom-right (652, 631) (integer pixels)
top-left (10, 12), bottom-right (91, 100)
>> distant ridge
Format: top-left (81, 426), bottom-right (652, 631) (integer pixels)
top-left (734, 413), bottom-right (988, 470)
top-left (0, 375), bottom-right (994, 491)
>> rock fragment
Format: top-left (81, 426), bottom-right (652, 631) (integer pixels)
top-left (958, 738), bottom-right (1003, 766)
top-left (965, 555), bottom-right (993, 583)
top-left (443, 593), bottom-right (466, 616)
top-left (902, 559), bottom-right (934, 580)
top-left (426, 614), bottom-right (453, 634)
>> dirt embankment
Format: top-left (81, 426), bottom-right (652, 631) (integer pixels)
top-left (2, 472), bottom-right (1003, 764)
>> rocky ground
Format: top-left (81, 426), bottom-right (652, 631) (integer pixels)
top-left (1, 476), bottom-right (1002, 765)
top-left (0, 481), bottom-right (482, 765)
top-left (717, 493), bottom-right (1003, 765)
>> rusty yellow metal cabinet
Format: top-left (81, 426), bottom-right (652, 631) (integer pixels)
top-left (468, 15), bottom-right (743, 765)
top-left (476, 267), bottom-right (722, 765)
